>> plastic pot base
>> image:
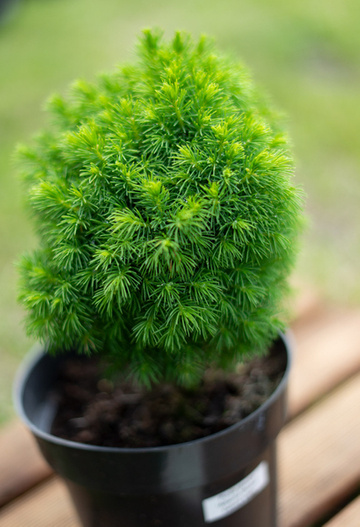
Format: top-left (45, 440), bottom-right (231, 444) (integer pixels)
top-left (14, 334), bottom-right (292, 527)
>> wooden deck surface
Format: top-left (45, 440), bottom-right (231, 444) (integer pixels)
top-left (1, 292), bottom-right (360, 526)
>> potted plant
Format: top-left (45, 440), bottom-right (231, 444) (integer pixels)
top-left (14, 29), bottom-right (303, 527)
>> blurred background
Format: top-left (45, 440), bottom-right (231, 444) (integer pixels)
top-left (1, 0), bottom-right (360, 424)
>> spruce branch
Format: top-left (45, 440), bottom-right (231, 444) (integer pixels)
top-left (17, 30), bottom-right (303, 387)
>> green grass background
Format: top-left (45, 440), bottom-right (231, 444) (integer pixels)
top-left (1, 0), bottom-right (360, 424)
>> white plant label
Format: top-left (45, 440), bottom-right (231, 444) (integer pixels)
top-left (202, 461), bottom-right (269, 523)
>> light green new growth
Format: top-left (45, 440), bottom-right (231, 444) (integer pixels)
top-left (18, 29), bottom-right (303, 387)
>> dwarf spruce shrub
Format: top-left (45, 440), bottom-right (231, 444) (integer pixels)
top-left (18, 30), bottom-right (303, 387)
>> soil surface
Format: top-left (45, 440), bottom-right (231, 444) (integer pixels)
top-left (51, 341), bottom-right (287, 448)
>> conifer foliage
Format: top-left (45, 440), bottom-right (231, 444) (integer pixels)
top-left (18, 30), bottom-right (303, 387)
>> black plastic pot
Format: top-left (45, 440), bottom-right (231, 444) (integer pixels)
top-left (14, 333), bottom-right (292, 527)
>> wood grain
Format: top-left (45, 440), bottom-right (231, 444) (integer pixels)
top-left (0, 292), bottom-right (323, 509)
top-left (324, 495), bottom-right (360, 526)
top-left (0, 477), bottom-right (77, 527)
top-left (0, 420), bottom-right (52, 507)
top-left (2, 295), bottom-right (360, 526)
top-left (289, 307), bottom-right (360, 417)
top-left (1, 371), bottom-right (360, 526)
top-left (279, 373), bottom-right (360, 527)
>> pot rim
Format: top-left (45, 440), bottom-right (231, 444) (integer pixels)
top-left (14, 331), bottom-right (293, 454)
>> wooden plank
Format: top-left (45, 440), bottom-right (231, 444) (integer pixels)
top-left (0, 420), bottom-right (53, 507)
top-left (324, 495), bottom-right (360, 527)
top-left (290, 284), bottom-right (322, 325)
top-left (289, 307), bottom-right (360, 417)
top-left (4, 292), bottom-right (360, 526)
top-left (278, 372), bottom-right (360, 527)
top-left (0, 477), bottom-right (77, 527)
top-left (2, 372), bottom-right (360, 527)
top-left (2, 300), bottom-right (360, 512)
top-left (0, 291), bottom-right (321, 505)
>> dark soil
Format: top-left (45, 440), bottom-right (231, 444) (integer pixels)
top-left (51, 341), bottom-right (286, 448)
